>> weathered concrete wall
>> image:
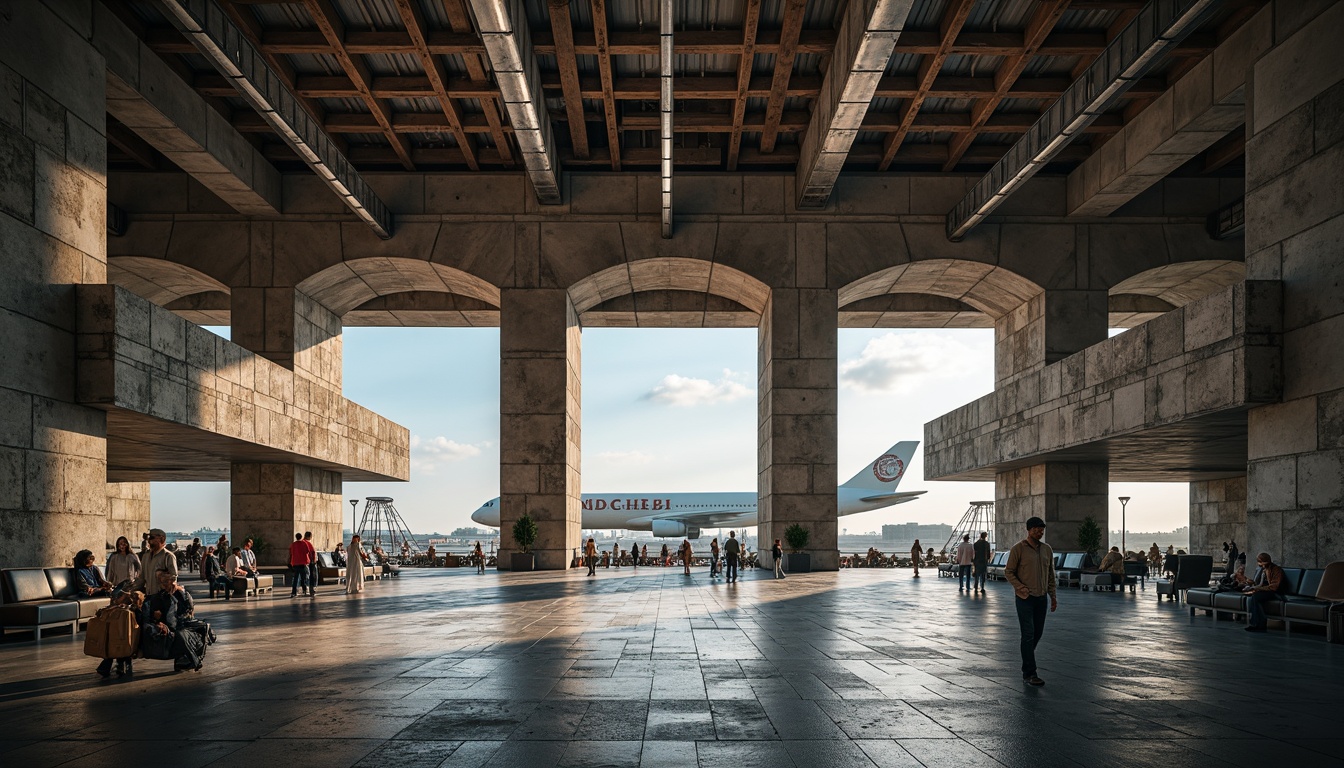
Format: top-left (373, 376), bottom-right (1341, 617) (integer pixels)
top-left (0, 1), bottom-right (110, 569)
top-left (926, 281), bottom-right (1282, 482)
top-left (105, 481), bottom-right (149, 551)
top-left (1243, 1), bottom-right (1344, 568)
top-left (994, 290), bottom-right (1108, 388)
top-left (230, 463), bottom-right (342, 567)
top-left (996, 463), bottom-right (1107, 560)
top-left (1189, 477), bottom-right (1246, 560)
top-left (232, 288), bottom-right (343, 391)
top-left (76, 285), bottom-right (409, 482)
top-left (497, 289), bottom-right (581, 570)
top-left (757, 288), bottom-right (839, 571)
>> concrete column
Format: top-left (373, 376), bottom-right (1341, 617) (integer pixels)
top-left (498, 288), bottom-right (581, 570)
top-left (994, 290), bottom-right (1109, 387)
top-left (995, 463), bottom-right (1108, 556)
top-left (1243, 1), bottom-right (1344, 567)
top-left (0, 2), bottom-right (110, 569)
top-left (1189, 477), bottom-right (1246, 559)
top-left (105, 482), bottom-right (150, 550)
top-left (230, 463), bottom-right (342, 567)
top-left (757, 288), bottom-right (838, 571)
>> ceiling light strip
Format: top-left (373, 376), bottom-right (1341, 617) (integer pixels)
top-left (660, 0), bottom-right (673, 238)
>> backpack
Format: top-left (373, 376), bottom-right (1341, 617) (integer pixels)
top-left (83, 605), bottom-right (140, 659)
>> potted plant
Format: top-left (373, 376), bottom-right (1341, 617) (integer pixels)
top-left (510, 514), bottom-right (537, 571)
top-left (784, 524), bottom-right (811, 573)
top-left (1076, 516), bottom-right (1102, 564)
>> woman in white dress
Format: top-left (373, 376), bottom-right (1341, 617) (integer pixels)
top-left (345, 535), bottom-right (367, 594)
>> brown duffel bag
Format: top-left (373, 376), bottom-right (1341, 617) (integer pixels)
top-left (83, 605), bottom-right (140, 659)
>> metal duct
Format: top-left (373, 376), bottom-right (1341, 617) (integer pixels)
top-left (660, 0), bottom-right (673, 238)
top-left (467, 0), bottom-right (562, 204)
top-left (155, 0), bottom-right (393, 239)
top-left (945, 0), bottom-right (1220, 241)
top-left (796, 0), bottom-right (917, 208)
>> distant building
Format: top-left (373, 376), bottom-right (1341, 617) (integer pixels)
top-left (881, 523), bottom-right (954, 547)
top-left (450, 527), bottom-right (489, 537)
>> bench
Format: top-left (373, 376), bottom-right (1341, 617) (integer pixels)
top-left (0, 568), bottom-right (82, 642)
top-left (1156, 555), bottom-right (1212, 602)
top-left (1187, 564), bottom-right (1341, 639)
top-left (986, 552), bottom-right (1008, 580)
top-left (228, 574), bottom-right (274, 599)
top-left (317, 552), bottom-right (347, 584)
top-left (1055, 552), bottom-right (1092, 588)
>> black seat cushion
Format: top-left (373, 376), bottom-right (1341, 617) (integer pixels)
top-left (1296, 569), bottom-right (1325, 598)
top-left (3, 569), bottom-right (56, 603)
top-left (1283, 598), bottom-right (1331, 622)
top-left (0, 600), bottom-right (79, 625)
top-left (1213, 592), bottom-right (1249, 611)
top-left (1186, 588), bottom-right (1217, 607)
top-left (46, 567), bottom-right (106, 603)
top-left (1279, 568), bottom-right (1305, 595)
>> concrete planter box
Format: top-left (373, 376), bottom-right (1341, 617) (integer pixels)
top-left (510, 553), bottom-right (535, 572)
top-left (786, 553), bottom-right (811, 573)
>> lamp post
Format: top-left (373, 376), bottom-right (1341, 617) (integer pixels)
top-left (1118, 496), bottom-right (1131, 553)
top-left (349, 499), bottom-right (359, 544)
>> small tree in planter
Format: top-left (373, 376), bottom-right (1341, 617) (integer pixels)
top-left (510, 514), bottom-right (538, 572)
top-left (1076, 516), bottom-right (1102, 563)
top-left (784, 524), bottom-right (811, 573)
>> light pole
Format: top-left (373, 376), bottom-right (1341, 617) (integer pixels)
top-left (1118, 496), bottom-right (1131, 553)
top-left (349, 499), bottom-right (359, 543)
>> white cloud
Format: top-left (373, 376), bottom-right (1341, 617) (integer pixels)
top-left (840, 332), bottom-right (978, 394)
top-left (411, 435), bottom-right (482, 475)
top-left (644, 369), bottom-right (753, 407)
top-left (595, 450), bottom-right (654, 465)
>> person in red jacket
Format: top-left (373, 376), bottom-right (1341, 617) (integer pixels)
top-left (289, 533), bottom-right (310, 597)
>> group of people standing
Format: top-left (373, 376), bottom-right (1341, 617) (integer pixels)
top-left (582, 532), bottom-right (747, 581)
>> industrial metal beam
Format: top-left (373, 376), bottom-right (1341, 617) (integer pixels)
top-left (659, 0), bottom-right (672, 237)
top-left (795, 0), bottom-right (917, 207)
top-left (945, 0), bottom-right (1221, 241)
top-left (466, 0), bottom-right (562, 203)
top-left (154, 0), bottom-right (393, 238)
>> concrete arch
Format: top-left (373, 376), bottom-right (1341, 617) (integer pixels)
top-left (296, 258), bottom-right (502, 316)
top-left (567, 258), bottom-right (770, 317)
top-left (1109, 261), bottom-right (1245, 308)
top-left (108, 256), bottom-right (230, 307)
top-left (838, 259), bottom-right (1043, 319)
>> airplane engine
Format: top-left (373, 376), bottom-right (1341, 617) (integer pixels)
top-left (651, 521), bottom-right (701, 539)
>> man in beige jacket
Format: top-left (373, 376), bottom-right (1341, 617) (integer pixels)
top-left (1004, 516), bottom-right (1057, 687)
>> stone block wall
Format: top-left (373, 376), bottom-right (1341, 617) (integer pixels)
top-left (1243, 1), bottom-right (1344, 568)
top-left (231, 288), bottom-right (343, 391)
top-left (105, 481), bottom-right (150, 550)
top-left (230, 463), bottom-right (342, 567)
top-left (995, 463), bottom-right (1108, 556)
top-left (1189, 477), bottom-right (1246, 560)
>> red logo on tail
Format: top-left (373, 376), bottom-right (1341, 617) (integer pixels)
top-left (873, 454), bottom-right (905, 483)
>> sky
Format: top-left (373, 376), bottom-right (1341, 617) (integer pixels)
top-left (150, 326), bottom-right (1191, 538)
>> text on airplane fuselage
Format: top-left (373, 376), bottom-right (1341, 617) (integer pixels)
top-left (583, 498), bottom-right (674, 512)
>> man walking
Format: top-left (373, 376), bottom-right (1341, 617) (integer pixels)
top-left (724, 531), bottom-right (741, 583)
top-left (772, 539), bottom-right (786, 579)
top-left (972, 532), bottom-right (991, 593)
top-left (1004, 517), bottom-right (1057, 686)
top-left (955, 534), bottom-right (974, 592)
top-left (303, 532), bottom-right (318, 596)
top-left (289, 533), bottom-right (311, 597)
top-left (585, 538), bottom-right (597, 576)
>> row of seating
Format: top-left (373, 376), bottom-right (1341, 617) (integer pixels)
top-left (0, 567), bottom-right (108, 642)
top-left (1186, 563), bottom-right (1344, 640)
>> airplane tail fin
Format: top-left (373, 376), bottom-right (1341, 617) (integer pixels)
top-left (842, 441), bottom-right (919, 493)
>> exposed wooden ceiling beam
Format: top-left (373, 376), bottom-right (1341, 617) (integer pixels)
top-left (439, 0), bottom-right (515, 167)
top-left (549, 0), bottom-right (589, 159)
top-left (302, 0), bottom-right (416, 170)
top-left (878, 0), bottom-right (976, 171)
top-left (759, 0), bottom-right (807, 154)
top-left (392, 0), bottom-right (479, 171)
top-left (726, 0), bottom-right (763, 171)
top-left (589, 0), bottom-right (621, 169)
top-left (942, 0), bottom-right (1072, 171)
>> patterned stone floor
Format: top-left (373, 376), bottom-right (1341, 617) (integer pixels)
top-left (1, 566), bottom-right (1342, 767)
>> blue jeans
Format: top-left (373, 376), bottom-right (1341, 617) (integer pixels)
top-left (958, 565), bottom-right (972, 590)
top-left (1014, 595), bottom-right (1049, 678)
top-left (290, 565), bottom-right (309, 595)
top-left (1248, 591), bottom-right (1280, 628)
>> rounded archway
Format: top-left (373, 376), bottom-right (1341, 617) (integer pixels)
top-left (839, 259), bottom-right (1043, 322)
top-left (568, 258), bottom-right (769, 328)
top-left (297, 258), bottom-right (502, 326)
top-left (1108, 261), bottom-right (1245, 327)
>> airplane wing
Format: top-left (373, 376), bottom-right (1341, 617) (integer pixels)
top-left (626, 509), bottom-right (756, 529)
top-left (859, 490), bottom-right (926, 504)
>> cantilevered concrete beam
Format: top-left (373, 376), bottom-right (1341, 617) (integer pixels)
top-left (946, 0), bottom-right (1221, 240)
top-left (796, 0), bottom-right (916, 207)
top-left (1066, 6), bottom-right (1271, 217)
top-left (94, 5), bottom-right (280, 215)
top-left (154, 0), bottom-right (393, 238)
top-left (466, 0), bottom-right (562, 203)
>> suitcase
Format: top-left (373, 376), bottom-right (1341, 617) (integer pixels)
top-left (83, 609), bottom-right (110, 659)
top-left (83, 605), bottom-right (139, 659)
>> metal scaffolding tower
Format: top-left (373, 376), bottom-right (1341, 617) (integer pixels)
top-left (942, 501), bottom-right (996, 554)
top-left (354, 497), bottom-right (421, 555)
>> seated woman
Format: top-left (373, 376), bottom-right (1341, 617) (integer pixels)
top-left (331, 542), bottom-right (348, 567)
top-left (1095, 546), bottom-right (1126, 588)
top-left (74, 549), bottom-right (114, 596)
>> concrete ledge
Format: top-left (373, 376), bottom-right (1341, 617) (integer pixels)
top-left (76, 285), bottom-right (409, 482)
top-left (925, 281), bottom-right (1282, 482)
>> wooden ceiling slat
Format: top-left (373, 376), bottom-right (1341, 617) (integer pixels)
top-left (589, 0), bottom-right (622, 169)
top-left (726, 0), bottom-right (763, 171)
top-left (758, 0), bottom-right (807, 155)
top-left (877, 0), bottom-right (977, 171)
top-left (392, 0), bottom-right (479, 170)
top-left (440, 0), bottom-right (515, 166)
top-left (549, 0), bottom-right (589, 159)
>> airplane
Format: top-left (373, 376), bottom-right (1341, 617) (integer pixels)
top-left (469, 441), bottom-right (926, 539)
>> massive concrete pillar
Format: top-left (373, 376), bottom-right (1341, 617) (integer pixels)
top-left (1244, 1), bottom-right (1344, 568)
top-left (105, 482), bottom-right (150, 550)
top-left (0, 2), bottom-right (110, 569)
top-left (757, 288), bottom-right (838, 571)
top-left (498, 289), bottom-right (581, 570)
top-left (1189, 477), bottom-right (1246, 559)
top-left (228, 287), bottom-right (344, 560)
top-left (994, 291), bottom-right (1110, 552)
